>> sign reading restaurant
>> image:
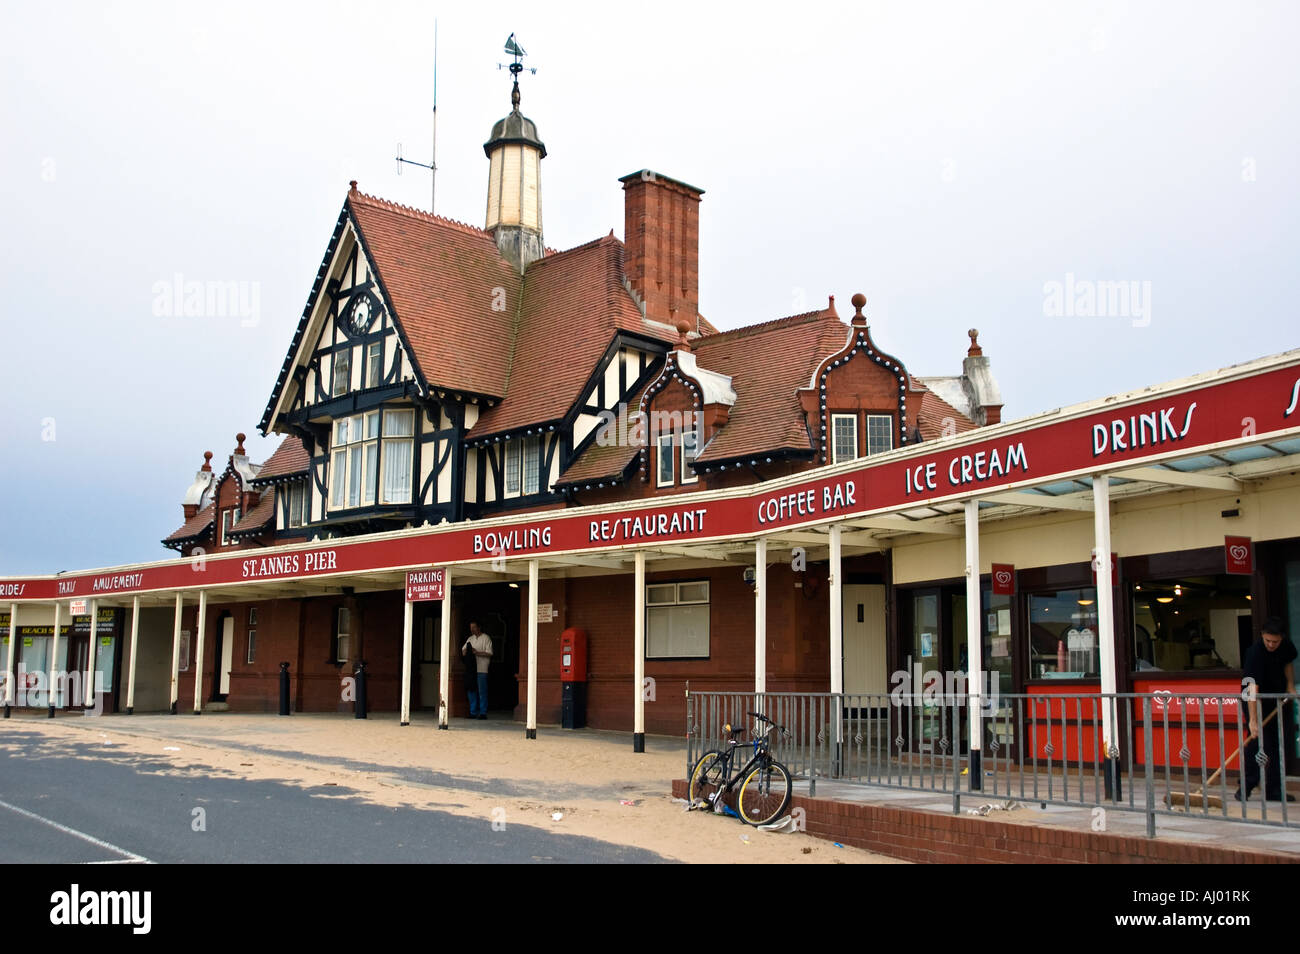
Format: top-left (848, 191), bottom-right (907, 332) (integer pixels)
top-left (3, 359), bottom-right (1298, 601)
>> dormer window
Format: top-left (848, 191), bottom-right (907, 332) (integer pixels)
top-left (831, 414), bottom-right (858, 464)
top-left (656, 432), bottom-right (675, 487)
top-left (502, 435), bottom-right (542, 498)
top-left (219, 507), bottom-right (241, 546)
top-left (866, 414), bottom-right (893, 456)
top-left (332, 348), bottom-right (351, 397)
top-left (287, 481), bottom-right (305, 528)
top-left (681, 428), bottom-right (699, 484)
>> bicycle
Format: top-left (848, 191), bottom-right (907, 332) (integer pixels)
top-left (687, 711), bottom-right (793, 826)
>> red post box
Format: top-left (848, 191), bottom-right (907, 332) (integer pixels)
top-left (560, 627), bottom-right (588, 683)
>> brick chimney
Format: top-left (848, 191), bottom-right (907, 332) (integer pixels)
top-left (619, 170), bottom-right (704, 328)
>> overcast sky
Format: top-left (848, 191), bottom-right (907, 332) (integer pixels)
top-left (2, 1), bottom-right (1297, 574)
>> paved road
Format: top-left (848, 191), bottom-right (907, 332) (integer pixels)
top-left (0, 729), bottom-right (669, 863)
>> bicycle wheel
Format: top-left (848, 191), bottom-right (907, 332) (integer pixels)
top-left (737, 758), bottom-right (792, 826)
top-left (688, 749), bottom-right (728, 807)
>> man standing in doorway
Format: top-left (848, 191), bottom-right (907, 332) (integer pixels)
top-left (462, 621), bottom-right (493, 720)
top-left (1238, 617), bottom-right (1297, 802)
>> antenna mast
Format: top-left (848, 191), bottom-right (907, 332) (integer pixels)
top-left (394, 18), bottom-right (439, 214)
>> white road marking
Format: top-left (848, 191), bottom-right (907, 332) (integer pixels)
top-left (0, 798), bottom-right (153, 864)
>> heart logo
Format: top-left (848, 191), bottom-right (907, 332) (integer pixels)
top-left (1229, 545), bottom-right (1248, 562)
top-left (995, 570), bottom-right (1012, 585)
top-left (1152, 690), bottom-right (1173, 709)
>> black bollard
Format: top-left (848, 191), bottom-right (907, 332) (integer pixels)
top-left (279, 662), bottom-right (291, 716)
top-left (354, 660), bottom-right (367, 719)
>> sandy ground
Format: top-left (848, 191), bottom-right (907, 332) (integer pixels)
top-left (3, 712), bottom-right (901, 864)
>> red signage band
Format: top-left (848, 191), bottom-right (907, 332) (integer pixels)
top-left (2, 359), bottom-right (1298, 601)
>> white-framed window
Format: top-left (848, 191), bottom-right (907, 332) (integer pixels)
top-left (656, 432), bottom-right (675, 487)
top-left (866, 414), bottom-right (893, 456)
top-left (523, 435), bottom-right (541, 495)
top-left (646, 580), bottom-right (709, 658)
top-left (248, 607), bottom-right (258, 625)
top-left (831, 413), bottom-right (858, 464)
top-left (681, 428), bottom-right (699, 484)
top-left (334, 607), bottom-right (351, 663)
top-left (504, 440), bottom-right (521, 496)
top-left (219, 507), bottom-right (241, 546)
top-left (332, 348), bottom-right (351, 397)
top-left (365, 341), bottom-right (383, 389)
top-left (380, 409), bottom-right (414, 504)
top-left (288, 481), bottom-right (305, 528)
top-left (246, 629), bottom-right (257, 665)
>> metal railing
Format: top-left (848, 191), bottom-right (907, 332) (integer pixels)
top-left (685, 688), bottom-right (1299, 836)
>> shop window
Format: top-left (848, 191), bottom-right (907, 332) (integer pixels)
top-left (333, 607), bottom-right (351, 663)
top-left (831, 414), bottom-right (857, 464)
top-left (332, 348), bottom-right (351, 397)
top-left (646, 580), bottom-right (709, 658)
top-left (1130, 575), bottom-right (1250, 672)
top-left (866, 414), bottom-right (893, 456)
top-left (1027, 588), bottom-right (1099, 678)
top-left (365, 341), bottom-right (383, 389)
top-left (246, 629), bottom-right (257, 665)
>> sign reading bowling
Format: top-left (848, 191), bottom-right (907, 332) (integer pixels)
top-left (405, 568), bottom-right (446, 602)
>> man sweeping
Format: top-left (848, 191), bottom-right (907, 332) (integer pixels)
top-left (1238, 617), bottom-right (1297, 802)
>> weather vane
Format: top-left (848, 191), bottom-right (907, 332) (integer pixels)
top-left (497, 33), bottom-right (539, 110)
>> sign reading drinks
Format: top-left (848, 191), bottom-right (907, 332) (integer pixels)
top-left (405, 568), bottom-right (445, 603)
top-left (1, 359), bottom-right (1298, 601)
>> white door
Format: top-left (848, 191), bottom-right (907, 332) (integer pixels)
top-left (843, 584), bottom-right (887, 697)
top-left (219, 617), bottom-right (234, 695)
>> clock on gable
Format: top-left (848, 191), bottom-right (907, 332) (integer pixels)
top-left (344, 289), bottom-right (382, 337)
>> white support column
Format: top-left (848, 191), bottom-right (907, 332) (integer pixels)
top-left (964, 499), bottom-right (984, 786)
top-left (84, 598), bottom-right (98, 711)
top-left (400, 596), bottom-right (413, 726)
top-left (126, 596), bottom-right (141, 714)
top-left (754, 538), bottom-right (767, 696)
top-left (169, 593), bottom-right (183, 714)
top-left (633, 550), bottom-right (646, 752)
top-left (828, 524), bottom-right (844, 756)
top-left (525, 560), bottom-right (539, 740)
top-left (192, 591), bottom-right (207, 714)
top-left (4, 602), bottom-right (17, 717)
top-left (438, 570), bottom-right (452, 729)
top-left (828, 525), bottom-right (843, 695)
top-left (1093, 476), bottom-right (1119, 764)
top-left (48, 603), bottom-right (61, 717)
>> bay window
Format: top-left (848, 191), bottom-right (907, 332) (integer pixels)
top-left (329, 407), bottom-right (414, 510)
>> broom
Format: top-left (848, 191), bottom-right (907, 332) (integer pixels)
top-left (1166, 706), bottom-right (1278, 810)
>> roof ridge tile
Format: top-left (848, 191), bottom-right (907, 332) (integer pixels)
top-left (349, 190), bottom-right (493, 240)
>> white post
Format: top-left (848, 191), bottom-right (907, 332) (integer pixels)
top-left (1093, 476), bottom-right (1118, 769)
top-left (438, 569), bottom-right (452, 729)
top-left (400, 595), bottom-right (413, 726)
top-left (4, 602), bottom-right (17, 716)
top-left (964, 499), bottom-right (984, 786)
top-left (48, 603), bottom-right (61, 716)
top-left (633, 550), bottom-right (646, 752)
top-left (829, 524), bottom-right (844, 756)
top-left (754, 538), bottom-right (767, 696)
top-left (84, 598), bottom-right (98, 711)
top-left (525, 560), bottom-right (539, 739)
top-left (192, 590), bottom-right (207, 714)
top-left (169, 593), bottom-right (183, 714)
top-left (126, 596), bottom-right (141, 714)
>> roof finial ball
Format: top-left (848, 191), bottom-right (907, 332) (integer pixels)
top-left (967, 328), bottom-right (983, 357)
top-left (850, 292), bottom-right (868, 328)
top-left (235, 432), bottom-right (247, 455)
top-left (202, 451), bottom-right (213, 472)
top-left (675, 317), bottom-right (693, 352)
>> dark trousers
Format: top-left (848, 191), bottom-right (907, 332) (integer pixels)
top-left (1243, 701), bottom-right (1286, 797)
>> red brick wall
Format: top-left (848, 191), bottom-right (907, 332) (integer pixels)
top-left (622, 174), bottom-right (702, 327)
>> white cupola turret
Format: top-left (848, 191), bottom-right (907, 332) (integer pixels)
top-left (484, 36), bottom-right (546, 272)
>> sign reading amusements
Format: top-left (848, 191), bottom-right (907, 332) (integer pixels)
top-left (2, 358), bottom-right (1297, 601)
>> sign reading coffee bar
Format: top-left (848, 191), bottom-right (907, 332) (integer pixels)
top-left (3, 358), bottom-right (1298, 601)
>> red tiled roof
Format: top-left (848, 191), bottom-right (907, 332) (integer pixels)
top-left (254, 435), bottom-right (309, 482)
top-left (230, 492), bottom-right (275, 535)
top-left (691, 308), bottom-right (848, 464)
top-left (467, 236), bottom-right (673, 438)
top-left (914, 386), bottom-right (978, 440)
top-left (348, 191), bottom-right (523, 398)
top-left (163, 503), bottom-right (214, 545)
